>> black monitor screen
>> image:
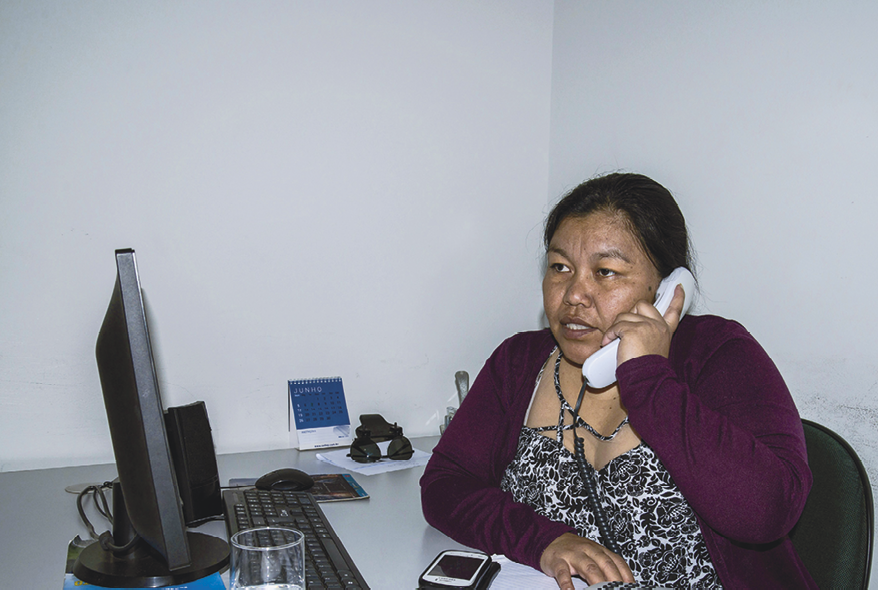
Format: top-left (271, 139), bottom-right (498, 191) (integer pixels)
top-left (73, 249), bottom-right (227, 587)
top-left (97, 249), bottom-right (189, 566)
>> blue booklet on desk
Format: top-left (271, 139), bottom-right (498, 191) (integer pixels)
top-left (63, 573), bottom-right (225, 589)
top-left (288, 377), bottom-right (353, 450)
top-left (63, 537), bottom-right (226, 589)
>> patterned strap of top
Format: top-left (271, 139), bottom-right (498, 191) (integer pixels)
top-left (532, 351), bottom-right (629, 442)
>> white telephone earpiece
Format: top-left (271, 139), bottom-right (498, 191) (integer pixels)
top-left (581, 267), bottom-right (696, 388)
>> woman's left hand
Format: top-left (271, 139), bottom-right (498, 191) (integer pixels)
top-left (602, 284), bottom-right (687, 367)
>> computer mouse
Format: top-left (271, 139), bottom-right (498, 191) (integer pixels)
top-left (255, 468), bottom-right (315, 492)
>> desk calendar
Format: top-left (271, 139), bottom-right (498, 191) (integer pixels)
top-left (288, 377), bottom-right (352, 450)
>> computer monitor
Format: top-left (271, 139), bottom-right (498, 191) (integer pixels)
top-left (73, 249), bottom-right (228, 587)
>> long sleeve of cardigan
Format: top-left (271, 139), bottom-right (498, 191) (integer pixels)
top-left (617, 318), bottom-right (812, 545)
top-left (419, 330), bottom-right (572, 570)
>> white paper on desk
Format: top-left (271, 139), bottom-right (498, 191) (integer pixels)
top-left (316, 440), bottom-right (431, 475)
top-left (294, 424), bottom-right (353, 451)
top-left (489, 556), bottom-right (670, 590)
top-left (489, 555), bottom-right (589, 589)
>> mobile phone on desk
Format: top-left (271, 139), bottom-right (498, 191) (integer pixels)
top-left (418, 550), bottom-right (499, 589)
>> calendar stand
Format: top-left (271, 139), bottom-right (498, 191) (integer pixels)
top-left (288, 377), bottom-right (353, 450)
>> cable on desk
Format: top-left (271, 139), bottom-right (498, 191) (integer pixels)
top-left (75, 481), bottom-right (141, 552)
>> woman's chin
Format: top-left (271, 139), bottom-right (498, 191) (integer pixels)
top-left (557, 342), bottom-right (600, 368)
top-left (551, 326), bottom-right (603, 364)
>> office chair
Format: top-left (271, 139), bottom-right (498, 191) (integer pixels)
top-left (788, 419), bottom-right (874, 589)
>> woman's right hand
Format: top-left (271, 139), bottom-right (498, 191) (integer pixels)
top-left (539, 533), bottom-right (634, 589)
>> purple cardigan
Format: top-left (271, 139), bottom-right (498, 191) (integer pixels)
top-left (420, 315), bottom-right (816, 589)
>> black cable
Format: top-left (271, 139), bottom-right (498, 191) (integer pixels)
top-left (76, 481), bottom-right (142, 553)
top-left (570, 380), bottom-right (622, 555)
top-left (98, 530), bottom-right (141, 553)
top-left (76, 482), bottom-right (113, 541)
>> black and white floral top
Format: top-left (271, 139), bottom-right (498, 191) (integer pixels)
top-left (499, 361), bottom-right (721, 589)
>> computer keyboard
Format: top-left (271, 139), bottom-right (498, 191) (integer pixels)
top-left (222, 488), bottom-right (369, 590)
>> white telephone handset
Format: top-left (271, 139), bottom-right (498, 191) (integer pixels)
top-left (581, 267), bottom-right (696, 388)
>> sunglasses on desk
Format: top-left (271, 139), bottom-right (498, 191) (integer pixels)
top-left (347, 425), bottom-right (413, 463)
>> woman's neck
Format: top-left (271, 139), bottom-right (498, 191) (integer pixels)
top-left (557, 351), bottom-right (624, 417)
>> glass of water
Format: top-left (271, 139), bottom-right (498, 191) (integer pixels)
top-left (230, 526), bottom-right (305, 590)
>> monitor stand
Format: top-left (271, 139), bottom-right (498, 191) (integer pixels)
top-left (73, 483), bottom-right (229, 588)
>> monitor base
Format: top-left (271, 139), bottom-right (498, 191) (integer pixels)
top-left (73, 531), bottom-right (229, 588)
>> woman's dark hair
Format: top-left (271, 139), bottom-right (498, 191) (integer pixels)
top-left (544, 172), bottom-right (695, 279)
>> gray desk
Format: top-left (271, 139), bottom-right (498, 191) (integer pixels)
top-left (0, 436), bottom-right (469, 589)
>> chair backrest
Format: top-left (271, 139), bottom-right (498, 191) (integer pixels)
top-left (789, 419), bottom-right (874, 589)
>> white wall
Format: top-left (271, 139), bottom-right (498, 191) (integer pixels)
top-left (0, 0), bottom-right (555, 471)
top-left (549, 1), bottom-right (878, 583)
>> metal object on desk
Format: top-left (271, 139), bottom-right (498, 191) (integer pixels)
top-left (440, 407), bottom-right (456, 435)
top-left (65, 482), bottom-right (106, 494)
top-left (440, 370), bottom-right (470, 435)
top-left (455, 370), bottom-right (469, 404)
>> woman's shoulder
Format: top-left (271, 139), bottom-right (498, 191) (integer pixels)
top-left (672, 314), bottom-right (764, 362)
top-left (495, 328), bottom-right (556, 356)
top-left (677, 315), bottom-right (752, 339)
top-left (676, 313), bottom-right (751, 338)
top-left (484, 329), bottom-right (556, 372)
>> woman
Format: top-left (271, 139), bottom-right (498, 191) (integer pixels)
top-left (420, 173), bottom-right (816, 589)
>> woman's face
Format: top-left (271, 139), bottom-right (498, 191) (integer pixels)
top-left (543, 211), bottom-right (662, 366)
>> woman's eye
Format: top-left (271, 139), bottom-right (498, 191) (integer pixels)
top-left (596, 268), bottom-right (617, 278)
top-left (550, 263), bottom-right (570, 273)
